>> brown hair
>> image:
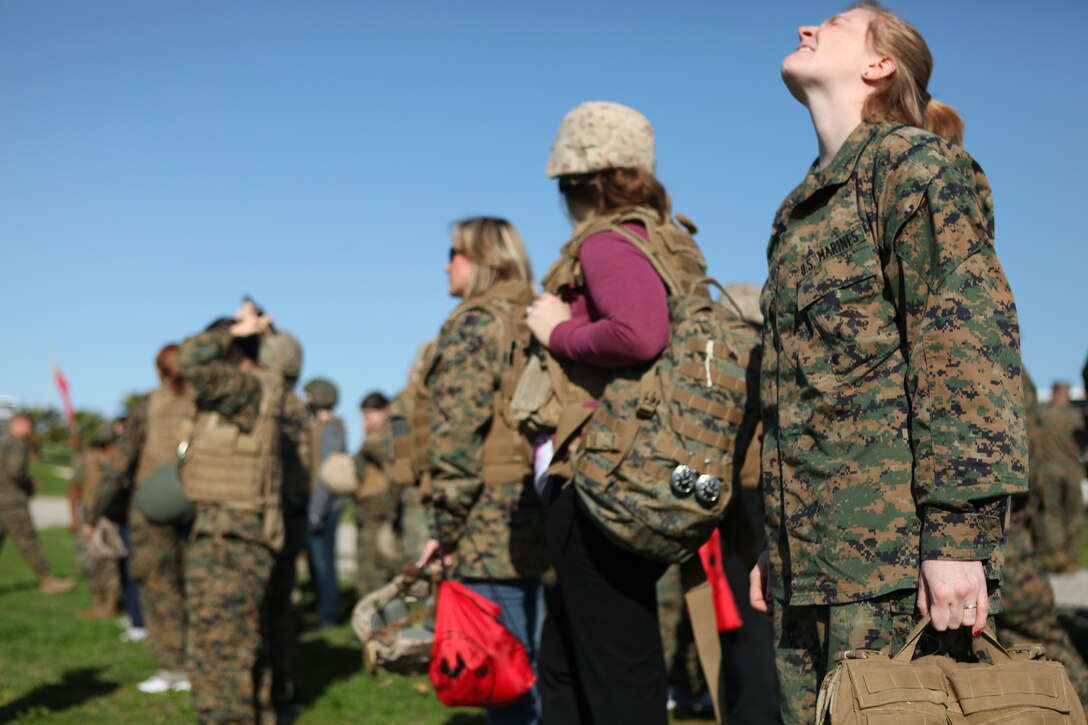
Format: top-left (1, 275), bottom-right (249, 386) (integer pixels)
top-left (562, 167), bottom-right (670, 223)
top-left (853, 1), bottom-right (965, 145)
top-left (360, 391), bottom-right (389, 411)
top-left (450, 217), bottom-right (534, 300)
top-left (155, 343), bottom-right (187, 396)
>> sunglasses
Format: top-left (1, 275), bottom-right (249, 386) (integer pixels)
top-left (449, 247), bottom-right (465, 262)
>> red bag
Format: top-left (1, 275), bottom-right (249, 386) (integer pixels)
top-left (428, 580), bottom-right (536, 708)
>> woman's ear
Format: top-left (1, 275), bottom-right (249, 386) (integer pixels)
top-left (863, 55), bottom-right (896, 83)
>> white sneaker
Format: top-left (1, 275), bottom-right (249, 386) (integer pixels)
top-left (120, 626), bottom-right (148, 643)
top-left (137, 672), bottom-right (191, 693)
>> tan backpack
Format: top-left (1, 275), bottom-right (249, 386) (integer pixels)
top-left (538, 209), bottom-right (762, 564)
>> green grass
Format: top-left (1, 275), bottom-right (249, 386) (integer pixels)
top-left (0, 527), bottom-right (481, 724)
top-left (30, 461), bottom-right (73, 499)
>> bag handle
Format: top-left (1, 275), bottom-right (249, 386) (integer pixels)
top-left (892, 614), bottom-right (1013, 663)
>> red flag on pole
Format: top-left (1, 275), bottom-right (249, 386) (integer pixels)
top-left (53, 365), bottom-right (76, 427)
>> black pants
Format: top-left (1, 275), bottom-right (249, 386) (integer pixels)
top-left (539, 481), bottom-right (668, 725)
top-left (721, 489), bottom-right (783, 724)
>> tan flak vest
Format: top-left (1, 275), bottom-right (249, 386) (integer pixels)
top-left (418, 280), bottom-right (535, 488)
top-left (181, 368), bottom-right (285, 550)
top-left (387, 393), bottom-right (416, 487)
top-left (80, 448), bottom-right (106, 511)
top-left (134, 386), bottom-right (197, 487)
top-left (535, 207), bottom-right (705, 478)
top-left (357, 429), bottom-right (393, 500)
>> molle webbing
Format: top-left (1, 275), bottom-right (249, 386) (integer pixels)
top-left (470, 291), bottom-right (534, 486)
top-left (134, 387), bottom-right (196, 486)
top-left (182, 370), bottom-right (284, 514)
top-left (80, 450), bottom-right (104, 510)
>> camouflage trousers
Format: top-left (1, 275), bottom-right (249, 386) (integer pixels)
top-left (1036, 466), bottom-right (1085, 567)
top-left (773, 590), bottom-right (917, 725)
top-left (0, 503), bottom-right (50, 579)
top-left (997, 513), bottom-right (1088, 705)
top-left (129, 507), bottom-right (187, 672)
top-left (397, 485), bottom-right (430, 567)
top-left (656, 564), bottom-right (705, 695)
top-left (74, 527), bottom-right (120, 605)
top-left (186, 533), bottom-right (274, 724)
top-left (257, 510), bottom-right (307, 714)
top-left (355, 492), bottom-right (400, 597)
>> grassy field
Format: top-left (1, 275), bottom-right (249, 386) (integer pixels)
top-left (0, 528), bottom-right (481, 724)
top-left (5, 523), bottom-right (1084, 723)
top-left (29, 461), bottom-right (73, 499)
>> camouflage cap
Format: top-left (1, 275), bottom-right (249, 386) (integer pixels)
top-left (304, 378), bottom-right (339, 410)
top-left (259, 329), bottom-right (303, 381)
top-left (546, 101), bottom-right (655, 179)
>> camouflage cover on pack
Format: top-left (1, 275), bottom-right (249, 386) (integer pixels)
top-left (555, 209), bottom-right (762, 563)
top-left (351, 569), bottom-right (435, 676)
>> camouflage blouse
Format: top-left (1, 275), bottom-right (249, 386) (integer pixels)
top-left (426, 280), bottom-right (548, 581)
top-left (761, 122), bottom-right (1028, 606)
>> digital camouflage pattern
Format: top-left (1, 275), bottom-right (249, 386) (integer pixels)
top-left (257, 388), bottom-right (310, 713)
top-left (425, 279), bottom-right (548, 581)
top-left (546, 101), bottom-right (655, 178)
top-left (178, 326), bottom-right (280, 723)
top-left (0, 432), bottom-right (50, 577)
top-left (760, 122), bottom-right (1027, 607)
top-left (354, 428), bottom-right (403, 596)
top-left (95, 395), bottom-right (148, 523)
top-left (997, 508), bottom-right (1088, 706)
top-left (72, 449), bottom-right (121, 615)
top-left (656, 564), bottom-right (706, 697)
top-left (775, 591), bottom-right (917, 724)
top-left (997, 371), bottom-right (1088, 706)
top-left (129, 506), bottom-right (187, 671)
top-left (542, 210), bottom-right (762, 564)
top-left (186, 518), bottom-right (274, 723)
top-left (1034, 403), bottom-right (1085, 568)
top-left (0, 431), bottom-right (34, 510)
top-left (93, 384), bottom-right (195, 669)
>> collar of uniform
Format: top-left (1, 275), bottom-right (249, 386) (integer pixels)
top-left (791, 121), bottom-right (883, 207)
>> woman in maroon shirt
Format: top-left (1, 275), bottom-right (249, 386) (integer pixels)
top-left (526, 101), bottom-right (673, 725)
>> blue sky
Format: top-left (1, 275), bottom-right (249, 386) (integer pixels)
top-left (2, 0), bottom-right (1085, 447)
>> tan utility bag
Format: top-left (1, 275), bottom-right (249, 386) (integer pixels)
top-left (816, 614), bottom-right (1087, 723)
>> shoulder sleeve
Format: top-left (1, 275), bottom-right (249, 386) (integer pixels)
top-left (178, 328), bottom-right (263, 431)
top-left (425, 305), bottom-right (501, 544)
top-left (878, 135), bottom-right (1027, 561)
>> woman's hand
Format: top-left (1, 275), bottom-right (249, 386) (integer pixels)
top-left (749, 550), bottom-right (772, 618)
top-left (526, 293), bottom-right (571, 348)
top-left (417, 538), bottom-right (454, 568)
top-left (917, 559), bottom-right (988, 634)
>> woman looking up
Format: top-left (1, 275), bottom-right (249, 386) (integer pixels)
top-left (749, 4), bottom-right (1027, 722)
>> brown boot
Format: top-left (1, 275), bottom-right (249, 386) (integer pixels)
top-left (39, 575), bottom-right (77, 595)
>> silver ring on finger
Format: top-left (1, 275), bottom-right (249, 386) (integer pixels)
top-left (963, 603), bottom-right (978, 610)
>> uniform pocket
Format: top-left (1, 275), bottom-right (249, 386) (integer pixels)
top-left (795, 233), bottom-right (898, 383)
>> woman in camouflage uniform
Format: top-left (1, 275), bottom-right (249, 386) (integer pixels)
top-left (749, 3), bottom-right (1027, 722)
top-left (95, 343), bottom-right (197, 694)
top-left (422, 217), bottom-right (549, 725)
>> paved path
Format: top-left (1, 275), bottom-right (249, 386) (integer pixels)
top-left (29, 496), bottom-right (1086, 605)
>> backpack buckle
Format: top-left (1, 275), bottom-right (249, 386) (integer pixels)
top-left (637, 390), bottom-right (660, 418)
